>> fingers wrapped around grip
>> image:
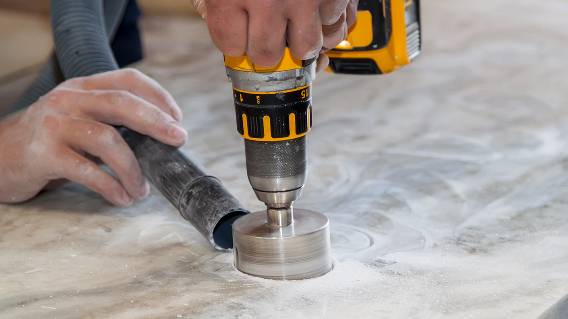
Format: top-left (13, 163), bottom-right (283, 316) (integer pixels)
top-left (204, 1), bottom-right (249, 57)
top-left (0, 68), bottom-right (187, 206)
top-left (247, 3), bottom-right (287, 67)
top-left (44, 88), bottom-right (187, 147)
top-left (36, 85), bottom-right (187, 204)
top-left (59, 117), bottom-right (150, 203)
top-left (199, 0), bottom-right (355, 67)
top-left (55, 148), bottom-right (136, 207)
top-left (62, 68), bottom-right (183, 122)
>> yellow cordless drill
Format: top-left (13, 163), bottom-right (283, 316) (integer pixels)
top-left (226, 0), bottom-right (422, 280)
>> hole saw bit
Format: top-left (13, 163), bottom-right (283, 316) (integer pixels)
top-left (225, 0), bottom-right (422, 280)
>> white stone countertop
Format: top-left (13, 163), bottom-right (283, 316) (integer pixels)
top-left (1, 1), bottom-right (568, 318)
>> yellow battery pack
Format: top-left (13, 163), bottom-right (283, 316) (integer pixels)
top-left (327, 0), bottom-right (422, 74)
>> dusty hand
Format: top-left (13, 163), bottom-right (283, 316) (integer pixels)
top-left (192, 0), bottom-right (359, 69)
top-left (0, 69), bottom-right (186, 206)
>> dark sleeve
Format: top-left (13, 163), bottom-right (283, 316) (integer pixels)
top-left (111, 0), bottom-right (144, 67)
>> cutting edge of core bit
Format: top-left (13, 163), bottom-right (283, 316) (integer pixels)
top-left (232, 209), bottom-right (333, 280)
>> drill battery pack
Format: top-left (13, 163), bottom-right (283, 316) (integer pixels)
top-left (327, 0), bottom-right (422, 75)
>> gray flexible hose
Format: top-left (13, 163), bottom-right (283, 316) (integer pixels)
top-left (51, 0), bottom-right (118, 77)
top-left (9, 0), bottom-right (128, 113)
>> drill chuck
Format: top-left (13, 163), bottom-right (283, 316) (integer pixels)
top-left (245, 137), bottom-right (306, 208)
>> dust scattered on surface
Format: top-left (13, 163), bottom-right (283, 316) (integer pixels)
top-left (2, 0), bottom-right (568, 318)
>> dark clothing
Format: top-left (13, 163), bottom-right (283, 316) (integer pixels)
top-left (111, 0), bottom-right (143, 67)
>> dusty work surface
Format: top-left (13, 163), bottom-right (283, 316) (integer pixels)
top-left (2, 1), bottom-right (568, 318)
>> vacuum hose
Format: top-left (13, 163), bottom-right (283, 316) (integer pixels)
top-left (10, 0), bottom-right (128, 112)
top-left (14, 0), bottom-right (247, 249)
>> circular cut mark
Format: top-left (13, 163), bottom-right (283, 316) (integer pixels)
top-left (331, 223), bottom-right (374, 257)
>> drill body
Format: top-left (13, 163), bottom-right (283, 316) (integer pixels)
top-left (225, 52), bottom-right (315, 225)
top-left (226, 0), bottom-right (422, 217)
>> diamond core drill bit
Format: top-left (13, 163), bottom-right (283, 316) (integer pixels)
top-left (226, 50), bottom-right (333, 280)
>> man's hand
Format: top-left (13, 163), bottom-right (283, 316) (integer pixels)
top-left (193, 0), bottom-right (359, 68)
top-left (0, 69), bottom-right (187, 206)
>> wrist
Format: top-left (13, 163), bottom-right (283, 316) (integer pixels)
top-left (0, 113), bottom-right (27, 203)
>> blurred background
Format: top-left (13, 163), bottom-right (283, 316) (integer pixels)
top-left (0, 0), bottom-right (200, 109)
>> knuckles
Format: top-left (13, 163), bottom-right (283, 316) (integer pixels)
top-left (104, 90), bottom-right (129, 106)
top-left (39, 113), bottom-right (63, 135)
top-left (105, 68), bottom-right (148, 89)
top-left (42, 87), bottom-right (73, 108)
top-left (61, 77), bottom-right (86, 89)
top-left (89, 123), bottom-right (122, 147)
top-left (120, 68), bottom-right (145, 83)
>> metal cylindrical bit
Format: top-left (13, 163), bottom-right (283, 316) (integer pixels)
top-left (232, 209), bottom-right (332, 280)
top-left (266, 207), bottom-right (293, 227)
